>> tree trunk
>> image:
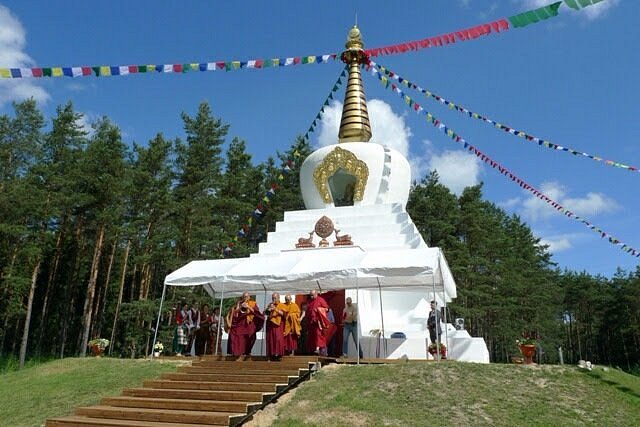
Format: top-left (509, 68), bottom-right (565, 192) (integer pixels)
top-left (19, 259), bottom-right (42, 369)
top-left (36, 223), bottom-right (66, 355)
top-left (60, 216), bottom-right (85, 358)
top-left (80, 224), bottom-right (106, 357)
top-left (109, 240), bottom-right (130, 356)
top-left (0, 248), bottom-right (19, 355)
top-left (92, 237), bottom-right (118, 338)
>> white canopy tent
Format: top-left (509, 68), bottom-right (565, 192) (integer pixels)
top-left (153, 246), bottom-right (456, 360)
top-left (163, 246), bottom-right (456, 298)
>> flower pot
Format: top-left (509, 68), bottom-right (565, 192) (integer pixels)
top-left (90, 345), bottom-right (102, 357)
top-left (153, 351), bottom-right (160, 357)
top-left (519, 344), bottom-right (536, 364)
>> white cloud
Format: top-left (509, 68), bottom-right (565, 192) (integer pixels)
top-left (519, 181), bottom-right (619, 222)
top-left (76, 111), bottom-right (98, 137)
top-left (426, 150), bottom-right (482, 195)
top-left (539, 236), bottom-right (573, 253)
top-left (516, 0), bottom-right (619, 21)
top-left (317, 99), bottom-right (411, 157)
top-left (0, 5), bottom-right (49, 107)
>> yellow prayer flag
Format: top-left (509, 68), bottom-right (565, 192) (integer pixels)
top-left (232, 61), bottom-right (241, 69)
top-left (52, 67), bottom-right (63, 77)
top-left (99, 66), bottom-right (111, 76)
top-left (0, 68), bottom-right (10, 78)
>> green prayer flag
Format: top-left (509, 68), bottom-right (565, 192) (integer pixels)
top-left (43, 68), bottom-right (52, 77)
top-left (577, 0), bottom-right (591, 6)
top-left (564, 0), bottom-right (579, 8)
top-left (302, 57), bottom-right (309, 64)
top-left (183, 64), bottom-right (190, 72)
top-left (324, 99), bottom-right (329, 106)
top-left (264, 59), bottom-right (272, 68)
top-left (138, 65), bottom-right (147, 73)
top-left (332, 85), bottom-right (339, 91)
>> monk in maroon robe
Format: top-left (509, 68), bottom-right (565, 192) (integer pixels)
top-left (306, 290), bottom-right (331, 355)
top-left (265, 292), bottom-right (287, 360)
top-left (227, 292), bottom-right (264, 358)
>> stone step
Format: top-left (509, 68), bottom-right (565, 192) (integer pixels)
top-left (161, 372), bottom-right (295, 383)
top-left (46, 415), bottom-right (205, 427)
top-left (75, 405), bottom-right (241, 426)
top-left (102, 396), bottom-right (259, 413)
top-left (122, 387), bottom-right (271, 403)
top-left (143, 379), bottom-right (280, 393)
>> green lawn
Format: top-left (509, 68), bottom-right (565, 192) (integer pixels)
top-left (0, 357), bottom-right (181, 427)
top-left (273, 362), bottom-right (640, 426)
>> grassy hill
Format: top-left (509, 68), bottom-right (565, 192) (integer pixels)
top-left (0, 357), bottom-right (181, 427)
top-left (2, 358), bottom-right (639, 426)
top-left (270, 362), bottom-right (640, 426)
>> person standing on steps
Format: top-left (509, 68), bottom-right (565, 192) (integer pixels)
top-left (427, 300), bottom-right (442, 351)
top-left (342, 297), bottom-right (363, 358)
top-left (265, 292), bottom-right (287, 361)
top-left (283, 294), bottom-right (302, 356)
top-left (228, 292), bottom-right (264, 359)
top-left (306, 290), bottom-right (331, 356)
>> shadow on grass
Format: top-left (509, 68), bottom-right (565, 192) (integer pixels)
top-left (582, 369), bottom-right (640, 399)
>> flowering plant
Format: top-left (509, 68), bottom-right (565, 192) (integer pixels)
top-left (153, 342), bottom-right (164, 353)
top-left (428, 342), bottom-right (446, 352)
top-left (88, 338), bottom-right (110, 350)
top-left (516, 332), bottom-right (539, 346)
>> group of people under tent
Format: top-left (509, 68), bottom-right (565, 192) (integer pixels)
top-left (171, 289), bottom-right (445, 360)
top-left (171, 289), bottom-right (368, 359)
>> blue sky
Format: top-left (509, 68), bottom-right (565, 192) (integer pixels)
top-left (0, 0), bottom-right (637, 277)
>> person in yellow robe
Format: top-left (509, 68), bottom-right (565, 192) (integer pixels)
top-left (265, 292), bottom-right (288, 360)
top-left (283, 294), bottom-right (302, 356)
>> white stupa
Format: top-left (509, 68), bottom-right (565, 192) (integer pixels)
top-left (163, 26), bottom-right (489, 362)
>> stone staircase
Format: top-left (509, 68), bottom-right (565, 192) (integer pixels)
top-left (46, 356), bottom-right (319, 427)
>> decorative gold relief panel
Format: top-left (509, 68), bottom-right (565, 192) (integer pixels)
top-left (312, 147), bottom-right (369, 204)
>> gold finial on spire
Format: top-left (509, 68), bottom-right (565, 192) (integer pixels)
top-left (338, 25), bottom-right (372, 143)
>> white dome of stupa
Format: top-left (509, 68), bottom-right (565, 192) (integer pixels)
top-left (300, 25), bottom-right (411, 210)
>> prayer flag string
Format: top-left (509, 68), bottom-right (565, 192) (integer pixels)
top-left (367, 63), bottom-right (640, 258)
top-left (370, 60), bottom-right (640, 175)
top-left (0, 1), bottom-right (609, 79)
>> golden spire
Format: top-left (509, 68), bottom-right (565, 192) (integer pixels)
top-left (338, 25), bottom-right (372, 143)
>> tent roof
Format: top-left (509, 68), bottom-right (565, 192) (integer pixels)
top-left (164, 246), bottom-right (457, 300)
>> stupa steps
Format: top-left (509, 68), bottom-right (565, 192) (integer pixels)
top-left (122, 387), bottom-right (271, 403)
top-left (275, 211), bottom-right (411, 232)
top-left (258, 233), bottom-right (424, 253)
top-left (282, 203), bottom-right (404, 221)
top-left (101, 396), bottom-right (258, 413)
top-left (74, 406), bottom-right (240, 425)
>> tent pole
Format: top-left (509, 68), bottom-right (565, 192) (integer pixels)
top-left (151, 283), bottom-right (167, 360)
top-left (377, 278), bottom-right (386, 358)
top-left (431, 271), bottom-right (440, 362)
top-left (262, 284), bottom-right (267, 357)
top-left (438, 253), bottom-right (449, 360)
top-left (216, 283), bottom-right (225, 357)
top-left (356, 279), bottom-right (360, 365)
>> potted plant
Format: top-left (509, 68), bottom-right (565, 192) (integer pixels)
top-left (153, 342), bottom-right (164, 357)
top-left (88, 338), bottom-right (110, 357)
top-left (516, 332), bottom-right (539, 364)
top-left (428, 342), bottom-right (446, 359)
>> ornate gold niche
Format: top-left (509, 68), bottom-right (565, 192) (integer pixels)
top-left (312, 146), bottom-right (369, 204)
